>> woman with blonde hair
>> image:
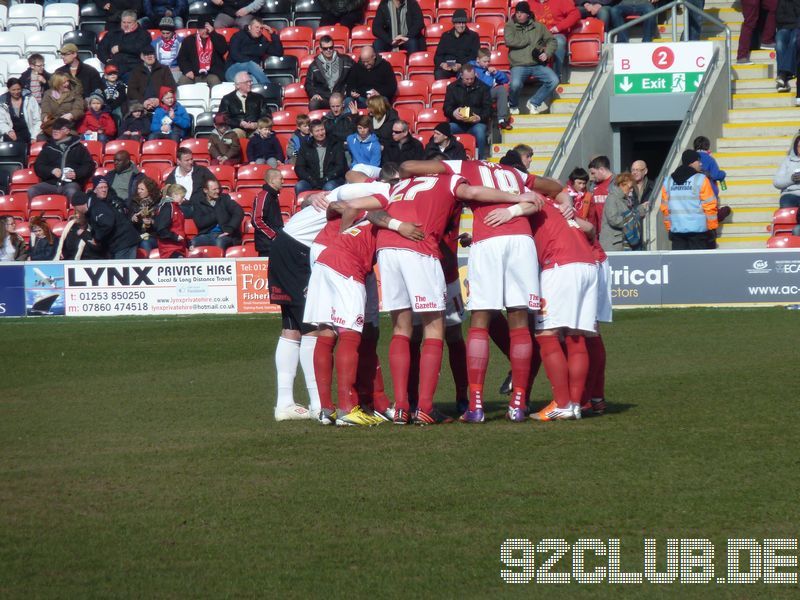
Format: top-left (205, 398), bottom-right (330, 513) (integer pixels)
top-left (154, 183), bottom-right (188, 258)
top-left (40, 73), bottom-right (84, 138)
top-left (366, 94), bottom-right (398, 147)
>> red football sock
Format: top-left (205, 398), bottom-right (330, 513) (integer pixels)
top-left (313, 335), bottom-right (336, 411)
top-left (537, 335), bottom-right (571, 409)
top-left (407, 337), bottom-right (421, 409)
top-left (417, 338), bottom-right (444, 414)
top-left (564, 334), bottom-right (589, 405)
top-left (466, 327), bottom-right (490, 411)
top-left (447, 336), bottom-right (468, 404)
top-left (509, 327), bottom-right (532, 409)
top-left (371, 359), bottom-right (389, 413)
top-left (586, 335), bottom-right (606, 399)
top-left (388, 334), bottom-right (411, 411)
top-left (335, 330), bottom-right (361, 413)
top-left (488, 312), bottom-right (510, 358)
top-left (527, 336), bottom-right (542, 400)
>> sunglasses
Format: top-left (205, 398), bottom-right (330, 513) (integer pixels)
top-left (321, 46), bottom-right (334, 52)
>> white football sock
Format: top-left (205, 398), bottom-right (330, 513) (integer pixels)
top-left (275, 336), bottom-right (301, 410)
top-left (299, 335), bottom-right (321, 413)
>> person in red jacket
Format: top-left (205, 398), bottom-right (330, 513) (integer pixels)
top-left (154, 183), bottom-right (188, 258)
top-left (77, 93), bottom-right (117, 142)
top-left (530, 0), bottom-right (581, 80)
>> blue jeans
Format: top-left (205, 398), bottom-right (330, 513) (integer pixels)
top-left (296, 179), bottom-right (344, 194)
top-left (191, 232), bottom-right (239, 250)
top-left (114, 245), bottom-right (138, 260)
top-left (449, 121), bottom-right (488, 159)
top-left (776, 28), bottom-right (797, 76)
top-left (509, 65), bottom-right (559, 109)
top-left (138, 237), bottom-right (158, 252)
top-left (683, 0), bottom-right (705, 40)
top-left (578, 6), bottom-right (613, 30)
top-left (225, 62), bottom-right (270, 85)
top-left (553, 34), bottom-right (567, 80)
top-left (612, 2), bottom-right (658, 42)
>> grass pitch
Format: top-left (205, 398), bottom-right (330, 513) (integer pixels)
top-left (1, 309), bottom-right (799, 598)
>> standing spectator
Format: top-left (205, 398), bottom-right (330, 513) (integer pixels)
top-left (737, 0), bottom-right (777, 63)
top-left (130, 176), bottom-right (162, 252)
top-left (610, 0), bottom-right (658, 44)
top-left (31, 117), bottom-right (93, 205)
top-left (225, 18), bottom-right (283, 85)
top-left (576, 0), bottom-right (617, 32)
top-left (775, 0), bottom-right (799, 92)
top-left (100, 65), bottom-right (128, 117)
top-left (319, 0), bottom-right (367, 28)
top-left (247, 117), bottom-right (284, 166)
top-left (505, 2), bottom-right (559, 115)
top-left (209, 113), bottom-right (243, 165)
top-left (219, 72), bottom-right (273, 137)
top-left (213, 0), bottom-right (265, 29)
top-left (347, 116), bottom-right (382, 168)
top-left (471, 47), bottom-right (513, 130)
top-left (305, 36), bottom-right (355, 111)
top-left (367, 95), bottom-right (398, 147)
top-left (531, 0), bottom-right (580, 79)
top-left (190, 178), bottom-right (244, 250)
top-left (660, 149), bottom-right (718, 250)
top-left (56, 44), bottom-right (104, 99)
top-left (630, 159), bottom-right (654, 205)
top-left (295, 119), bottom-right (347, 193)
top-left (684, 0), bottom-right (706, 41)
top-left (346, 46), bottom-right (398, 106)
top-left (0, 79), bottom-right (42, 143)
top-left (153, 17), bottom-right (184, 82)
top-left (372, 0), bottom-right (426, 53)
top-left (149, 86), bottom-right (191, 141)
top-left (252, 168), bottom-right (284, 256)
top-left (107, 151), bottom-right (143, 205)
top-left (40, 75), bottom-right (85, 136)
top-left (20, 55), bottom-right (51, 106)
top-left (28, 217), bottom-right (59, 261)
top-left (287, 114), bottom-right (312, 164)
top-left (128, 47), bottom-right (176, 111)
top-left (322, 93), bottom-right (357, 144)
top-left (443, 64), bottom-right (491, 159)
top-left (164, 148), bottom-right (216, 205)
top-left (78, 93), bottom-right (118, 142)
top-left (177, 17), bottom-right (229, 87)
top-left (600, 172), bottom-right (648, 251)
top-left (693, 135), bottom-right (732, 227)
top-left (118, 102), bottom-right (151, 140)
top-left (423, 122), bottom-right (467, 159)
top-left (0, 216), bottom-right (28, 262)
top-left (98, 11), bottom-right (154, 79)
top-left (382, 119), bottom-right (424, 163)
top-left (72, 189), bottom-right (142, 259)
top-left (143, 0), bottom-right (188, 28)
top-left (434, 9), bottom-right (480, 80)
top-left (154, 184), bottom-right (188, 258)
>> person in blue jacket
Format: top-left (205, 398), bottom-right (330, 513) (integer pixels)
top-left (347, 116), bottom-right (382, 168)
top-left (150, 86), bottom-right (191, 141)
top-left (693, 135), bottom-right (732, 228)
top-left (470, 48), bottom-right (513, 130)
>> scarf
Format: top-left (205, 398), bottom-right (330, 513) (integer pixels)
top-left (196, 34), bottom-right (213, 72)
top-left (389, 1), bottom-right (409, 39)
top-left (319, 52), bottom-right (341, 91)
top-left (161, 36), bottom-right (176, 53)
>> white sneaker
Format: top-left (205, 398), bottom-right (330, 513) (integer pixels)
top-left (571, 403), bottom-right (582, 420)
top-left (307, 405), bottom-right (322, 420)
top-left (526, 100), bottom-right (549, 114)
top-left (509, 106), bottom-right (520, 115)
top-left (274, 404), bottom-right (311, 421)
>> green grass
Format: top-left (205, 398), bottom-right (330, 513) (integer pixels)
top-left (1, 309), bottom-right (799, 598)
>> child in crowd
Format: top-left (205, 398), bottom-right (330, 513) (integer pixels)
top-left (100, 64), bottom-right (127, 118)
top-left (471, 47), bottom-right (512, 130)
top-left (119, 102), bottom-right (150, 140)
top-left (286, 113), bottom-right (311, 164)
top-left (209, 113), bottom-right (242, 165)
top-left (693, 135), bottom-right (732, 241)
top-left (247, 117), bottom-right (285, 167)
top-left (150, 87), bottom-right (190, 141)
top-left (28, 216), bottom-right (58, 261)
top-left (346, 116), bottom-right (381, 168)
top-left (154, 183), bottom-right (188, 258)
top-left (19, 54), bottom-right (50, 105)
top-left (78, 93), bottom-right (117, 142)
top-left (567, 167), bottom-right (592, 219)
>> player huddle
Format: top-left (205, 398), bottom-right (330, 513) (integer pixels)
top-left (268, 153), bottom-right (611, 426)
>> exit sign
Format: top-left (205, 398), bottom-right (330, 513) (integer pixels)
top-left (613, 42), bottom-right (714, 95)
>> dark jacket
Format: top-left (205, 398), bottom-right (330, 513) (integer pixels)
top-left (443, 78), bottom-right (492, 124)
top-left (295, 138), bottom-right (348, 188)
top-left (304, 54), bottom-right (354, 102)
top-left (383, 136), bottom-right (424, 164)
top-left (87, 196), bottom-right (142, 253)
top-left (434, 28), bottom-right (481, 67)
top-left (101, 78), bottom-right (128, 112)
top-left (30, 236), bottom-right (58, 261)
top-left (323, 110), bottom-right (357, 145)
top-left (372, 0), bottom-right (425, 45)
top-left (633, 177), bottom-right (655, 206)
top-left (424, 137), bottom-right (467, 160)
top-left (105, 0), bottom-right (144, 25)
top-left (60, 220), bottom-right (107, 260)
top-left (372, 107), bottom-right (399, 147)
top-left (20, 68), bottom-right (52, 95)
top-left (218, 0), bottom-right (259, 17)
top-left (127, 62), bottom-right (176, 105)
top-left (776, 0), bottom-right (800, 28)
top-left (143, 0), bottom-right (189, 21)
top-left (210, 129), bottom-right (243, 162)
top-left (33, 135), bottom-right (94, 186)
top-left (191, 193), bottom-right (244, 238)
top-left (227, 29), bottom-right (283, 66)
top-left (246, 132), bottom-right (285, 162)
top-left (218, 90), bottom-right (272, 129)
top-left (163, 165), bottom-right (215, 205)
top-left (252, 184), bottom-right (284, 256)
top-left (346, 56), bottom-right (398, 101)
top-left (55, 62), bottom-right (103, 99)
top-left (98, 26), bottom-right (154, 76)
top-left (119, 111), bottom-right (151, 140)
top-left (177, 32), bottom-right (229, 80)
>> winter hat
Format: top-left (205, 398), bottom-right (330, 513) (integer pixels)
top-left (92, 175), bottom-right (109, 189)
top-left (159, 16), bottom-right (176, 31)
top-left (159, 86), bottom-right (174, 102)
top-left (88, 92), bottom-right (105, 107)
top-left (452, 8), bottom-right (468, 23)
top-left (515, 1), bottom-right (532, 15)
top-left (128, 101), bottom-right (145, 114)
top-left (681, 149), bottom-right (700, 166)
top-left (433, 122), bottom-right (451, 137)
top-left (141, 46), bottom-right (156, 56)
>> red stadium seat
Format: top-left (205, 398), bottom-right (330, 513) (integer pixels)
top-left (102, 139), bottom-right (141, 167)
top-left (230, 189), bottom-right (259, 213)
top-left (188, 245), bottom-right (225, 258)
top-left (473, 0), bottom-right (508, 21)
top-left (27, 141), bottom-right (45, 167)
top-left (418, 0), bottom-right (436, 25)
top-left (236, 164), bottom-right (271, 191)
top-left (81, 140), bottom-right (103, 166)
top-left (308, 109), bottom-right (327, 121)
top-left (469, 21), bottom-right (497, 47)
top-left (147, 29), bottom-right (160, 40)
top-left (395, 106), bottom-right (420, 132)
top-left (767, 235), bottom-right (800, 248)
top-left (10, 169), bottom-right (39, 195)
top-left (242, 216), bottom-right (255, 241)
top-left (275, 133), bottom-right (291, 157)
top-left (407, 51), bottom-right (436, 78)
top-left (280, 25), bottom-right (314, 52)
top-left (770, 207), bottom-right (798, 235)
top-left (15, 222), bottom-right (30, 242)
top-left (29, 194), bottom-right (68, 221)
top-left (314, 24), bottom-right (349, 52)
top-left (179, 138), bottom-right (211, 167)
top-left (272, 110), bottom-right (304, 134)
top-left (216, 27), bottom-right (238, 42)
top-left (141, 139), bottom-right (178, 167)
top-left (424, 22), bottom-right (447, 45)
top-left (279, 164), bottom-right (298, 185)
top-left (184, 218), bottom-right (198, 239)
top-left (208, 165), bottom-right (236, 191)
top-left (0, 194), bottom-right (28, 219)
top-left (568, 18), bottom-right (604, 67)
top-left (298, 54), bottom-right (316, 80)
top-left (350, 24), bottom-right (376, 52)
top-left (282, 82), bottom-right (310, 109)
top-left (139, 164), bottom-right (164, 185)
top-left (429, 78), bottom-right (452, 106)
top-left (379, 51), bottom-right (407, 78)
top-left (395, 79), bottom-right (430, 110)
top-left (225, 245), bottom-right (259, 257)
top-left (296, 189), bottom-right (318, 208)
top-left (279, 187), bottom-right (296, 214)
top-left (239, 138), bottom-right (249, 162)
top-left (415, 107), bottom-right (446, 135)
top-left (490, 47), bottom-right (510, 70)
top-left (453, 133), bottom-right (476, 160)
top-left (437, 0), bottom-right (471, 21)
top-left (149, 248), bottom-right (163, 259)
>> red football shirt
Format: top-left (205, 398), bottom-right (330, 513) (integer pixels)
top-left (317, 219), bottom-right (379, 284)
top-left (591, 176), bottom-right (611, 228)
top-left (529, 201), bottom-right (596, 270)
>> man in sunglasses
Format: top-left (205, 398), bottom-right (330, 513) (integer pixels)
top-left (305, 35), bottom-right (354, 111)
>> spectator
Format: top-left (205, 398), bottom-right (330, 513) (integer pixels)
top-left (19, 54), bottom-right (51, 106)
top-left (346, 46), bottom-right (398, 107)
top-left (40, 74), bottom-right (85, 137)
top-left (305, 36), bottom-right (355, 111)
top-left (629, 159), bottom-right (654, 205)
top-left (177, 17), bottom-right (229, 86)
top-left (130, 176), bottom-right (162, 252)
top-left (776, 0), bottom-right (799, 92)
top-left (149, 86), bottom-right (190, 141)
top-left (56, 202), bottom-right (107, 261)
top-left (72, 189), bottom-right (142, 260)
top-left (588, 154), bottom-right (614, 225)
top-left (693, 136), bottom-right (733, 230)
top-left (247, 117), bottom-right (284, 166)
top-left (471, 47), bottom-right (513, 130)
top-left (773, 132), bottom-right (800, 208)
top-left (219, 72), bottom-right (272, 137)
top-left (225, 18), bottom-right (283, 85)
top-left (56, 44), bottom-right (104, 99)
top-left (104, 0), bottom-right (145, 30)
top-left (610, 0), bottom-right (658, 44)
top-left (98, 11), bottom-right (154, 79)
top-left (253, 168), bottom-right (284, 256)
top-left (513, 143), bottom-right (534, 170)
top-left (164, 147), bottom-right (215, 205)
top-left (190, 178), bottom-right (244, 250)
top-left (367, 95), bottom-right (398, 147)
top-left (576, 0), bottom-right (616, 32)
top-left (295, 119), bottom-right (347, 193)
top-left (319, 0), bottom-right (367, 29)
top-left (107, 151), bottom-right (143, 205)
top-left (154, 183), bottom-right (188, 258)
top-left (153, 17), bottom-right (184, 82)
top-left (424, 122), bottom-right (467, 160)
top-left (443, 64), bottom-right (491, 159)
top-left (0, 78), bottom-right (42, 143)
top-left (506, 1), bottom-right (559, 115)
top-left (684, 0), bottom-right (706, 41)
top-left (381, 118), bottom-right (424, 164)
top-left (600, 172), bottom-right (648, 251)
top-left (531, 0), bottom-right (580, 79)
top-left (213, 0), bottom-right (264, 29)
top-left (737, 0), bottom-right (776, 63)
top-left (434, 9), bottom-right (480, 80)
top-left (372, 0), bottom-right (426, 53)
top-left (0, 216), bottom-right (28, 262)
top-left (567, 166), bottom-right (593, 219)
top-left (661, 149), bottom-right (718, 250)
top-left (29, 118), bottom-right (93, 203)
top-left (118, 101), bottom-right (150, 140)
top-left (128, 47), bottom-right (176, 111)
top-left (286, 114), bottom-right (312, 164)
top-left (209, 113), bottom-right (243, 165)
top-left (78, 93), bottom-right (118, 142)
top-left (347, 116), bottom-right (382, 168)
top-left (322, 93), bottom-right (357, 144)
top-left (89, 175), bottom-right (126, 215)
top-left (143, 0), bottom-right (188, 28)
top-left (100, 64), bottom-right (128, 117)
top-left (28, 217), bottom-right (59, 261)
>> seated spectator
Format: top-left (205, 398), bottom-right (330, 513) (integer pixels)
top-left (424, 122), bottom-right (467, 160)
top-left (347, 116), bottom-right (382, 168)
top-left (100, 65), bottom-right (128, 117)
top-left (128, 47), bottom-right (176, 111)
top-left (153, 17), bottom-right (184, 82)
top-left (149, 87), bottom-right (191, 141)
top-left (443, 64), bottom-right (491, 159)
top-left (225, 18), bottom-right (283, 85)
top-left (177, 17), bottom-right (229, 87)
top-left (630, 159), bottom-right (654, 205)
top-left (40, 74), bottom-right (85, 137)
top-left (213, 0), bottom-right (264, 29)
top-left (286, 114), bottom-right (312, 164)
top-left (323, 93), bottom-right (357, 144)
top-left (143, 0), bottom-right (188, 29)
top-left (346, 46), bottom-right (398, 107)
top-left (253, 168), bottom-right (284, 256)
top-left (130, 176), bottom-right (162, 252)
top-left (105, 0), bottom-right (142, 30)
top-left (661, 150), bottom-right (718, 250)
top-left (154, 183), bottom-right (188, 258)
top-left (107, 151), bottom-right (143, 205)
top-left (56, 44), bottom-right (103, 99)
top-left (0, 216), bottom-right (28, 262)
top-left (20, 54), bottom-right (51, 106)
top-left (56, 207), bottom-right (107, 260)
top-left (29, 118), bottom-right (93, 203)
top-left (434, 9), bottom-right (480, 80)
top-left (382, 119), bottom-right (424, 163)
top-left (73, 189), bottom-right (142, 260)
top-left (28, 217), bottom-right (58, 261)
top-left (190, 178), bottom-right (244, 250)
top-left (611, 0), bottom-right (657, 44)
top-left (119, 102), bottom-right (151, 141)
top-left (367, 95), bottom-right (399, 147)
top-left (78, 93), bottom-right (118, 143)
top-left (164, 148), bottom-right (216, 206)
top-left (372, 0), bottom-right (426, 53)
top-left (773, 133), bottom-right (800, 209)
top-left (320, 0), bottom-right (367, 29)
top-left (305, 36), bottom-right (355, 111)
top-left (600, 172), bottom-right (647, 251)
top-left (576, 0), bottom-right (616, 32)
top-left (775, 0), bottom-right (798, 92)
top-left (471, 48), bottom-right (513, 130)
top-left (295, 119), bottom-right (347, 193)
top-left (531, 0), bottom-right (580, 79)
top-left (247, 117), bottom-right (284, 166)
top-left (98, 11), bottom-right (154, 81)
top-left (210, 113), bottom-right (243, 165)
top-left (0, 78), bottom-right (42, 143)
top-left (219, 72), bottom-right (273, 137)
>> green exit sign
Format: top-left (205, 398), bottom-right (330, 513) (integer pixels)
top-left (614, 72), bottom-right (704, 94)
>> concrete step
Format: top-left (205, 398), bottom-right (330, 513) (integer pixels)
top-left (722, 165), bottom-right (781, 179)
top-left (714, 150), bottom-right (785, 166)
top-left (550, 99), bottom-right (579, 114)
top-left (732, 93), bottom-right (796, 109)
top-left (726, 205), bottom-right (778, 222)
top-left (509, 114), bottom-right (571, 127)
top-left (708, 7), bottom-right (744, 22)
top-left (717, 194), bottom-right (778, 206)
top-left (727, 107), bottom-right (800, 121)
top-left (499, 126), bottom-right (564, 144)
top-left (724, 178), bottom-right (776, 192)
top-left (733, 63), bottom-right (772, 79)
top-left (729, 49), bottom-right (777, 63)
top-left (491, 140), bottom-right (560, 155)
top-left (723, 120), bottom-right (800, 136)
top-left (565, 68), bottom-right (599, 85)
top-left (721, 221), bottom-right (772, 233)
top-left (716, 232), bottom-right (770, 247)
top-left (716, 136), bottom-right (791, 150)
top-left (554, 83), bottom-right (588, 99)
top-left (732, 78), bottom-right (790, 93)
